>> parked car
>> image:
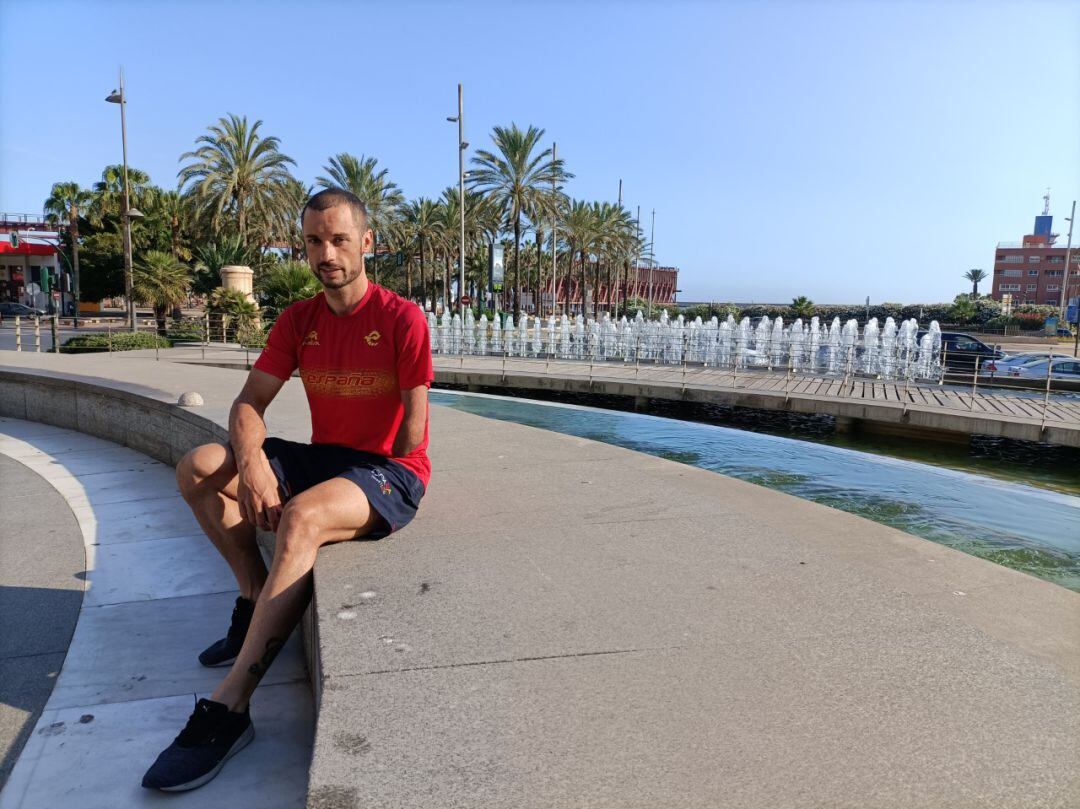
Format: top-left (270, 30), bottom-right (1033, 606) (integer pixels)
top-left (979, 352), bottom-right (1048, 376)
top-left (917, 331), bottom-right (1003, 372)
top-left (1009, 357), bottom-right (1080, 381)
top-left (0, 302), bottom-right (47, 318)
top-left (1056, 327), bottom-right (1075, 338)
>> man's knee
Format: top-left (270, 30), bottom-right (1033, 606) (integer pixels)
top-left (176, 442), bottom-right (234, 498)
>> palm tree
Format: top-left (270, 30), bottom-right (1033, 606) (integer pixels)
top-left (470, 124), bottom-right (571, 318)
top-left (403, 198), bottom-right (442, 305)
top-left (143, 189), bottom-right (192, 261)
top-left (963, 268), bottom-right (987, 300)
top-left (44, 182), bottom-right (92, 323)
top-left (316, 153), bottom-right (404, 285)
top-left (561, 200), bottom-right (599, 316)
top-left (178, 114), bottom-right (297, 247)
top-left (89, 165), bottom-right (155, 226)
top-left (133, 250), bottom-right (191, 334)
top-left (791, 296), bottom-right (815, 318)
top-left (257, 260), bottom-right (320, 316)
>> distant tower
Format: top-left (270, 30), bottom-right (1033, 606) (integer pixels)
top-left (1032, 190), bottom-right (1057, 245)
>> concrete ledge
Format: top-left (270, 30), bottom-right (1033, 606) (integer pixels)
top-left (2, 355), bottom-right (1079, 808)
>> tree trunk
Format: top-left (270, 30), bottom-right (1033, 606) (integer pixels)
top-left (580, 249), bottom-right (588, 318)
top-left (513, 214), bottom-right (522, 320)
top-left (444, 253), bottom-right (451, 312)
top-left (419, 234), bottom-right (426, 309)
top-left (154, 305), bottom-right (167, 336)
top-left (535, 230), bottom-right (542, 316)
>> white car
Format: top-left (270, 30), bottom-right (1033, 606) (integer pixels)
top-left (1009, 357), bottom-right (1080, 380)
top-left (979, 352), bottom-right (1047, 376)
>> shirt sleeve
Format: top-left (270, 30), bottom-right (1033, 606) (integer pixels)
top-left (395, 304), bottom-right (434, 390)
top-left (253, 306), bottom-right (299, 381)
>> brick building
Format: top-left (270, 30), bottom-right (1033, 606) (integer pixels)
top-left (991, 202), bottom-right (1079, 307)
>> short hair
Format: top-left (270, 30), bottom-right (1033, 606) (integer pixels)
top-left (301, 188), bottom-right (369, 231)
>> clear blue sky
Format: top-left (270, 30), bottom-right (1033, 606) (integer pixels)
top-left (2, 0), bottom-right (1077, 304)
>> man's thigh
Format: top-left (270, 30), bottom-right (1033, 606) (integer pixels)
top-left (279, 477), bottom-right (384, 545)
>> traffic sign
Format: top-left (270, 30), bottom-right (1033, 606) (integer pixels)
top-left (9, 231), bottom-right (18, 248)
top-left (460, 295), bottom-right (472, 306)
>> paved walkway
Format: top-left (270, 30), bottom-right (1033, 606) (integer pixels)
top-left (1, 353), bottom-right (1079, 807)
top-left (0, 418), bottom-right (312, 808)
top-left (0, 453), bottom-right (83, 788)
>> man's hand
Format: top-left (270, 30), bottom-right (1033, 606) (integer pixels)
top-left (237, 452), bottom-right (283, 532)
top-left (229, 368), bottom-right (288, 531)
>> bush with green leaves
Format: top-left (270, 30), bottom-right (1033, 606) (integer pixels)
top-left (166, 317), bottom-right (208, 342)
top-left (61, 331), bottom-right (172, 353)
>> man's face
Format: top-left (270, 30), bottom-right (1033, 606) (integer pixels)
top-left (302, 204), bottom-right (372, 291)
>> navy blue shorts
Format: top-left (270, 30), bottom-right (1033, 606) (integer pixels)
top-left (260, 437), bottom-right (425, 539)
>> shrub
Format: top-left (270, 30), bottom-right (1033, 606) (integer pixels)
top-left (61, 331), bottom-right (172, 353)
top-left (166, 317), bottom-right (207, 343)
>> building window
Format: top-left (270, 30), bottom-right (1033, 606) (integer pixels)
top-left (1026, 284), bottom-right (1037, 291)
top-left (1046, 269), bottom-right (1063, 276)
top-left (1028, 269), bottom-right (1039, 276)
top-left (1001, 255), bottom-right (1024, 263)
top-left (1028, 256), bottom-right (1041, 263)
top-left (1047, 284), bottom-right (1060, 291)
top-left (999, 284), bottom-right (1021, 291)
top-left (1048, 256), bottom-right (1065, 263)
top-left (1046, 299), bottom-right (1059, 306)
top-left (1003, 269), bottom-right (1022, 277)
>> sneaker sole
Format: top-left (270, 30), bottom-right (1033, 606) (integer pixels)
top-left (157, 723), bottom-right (255, 792)
top-left (199, 655), bottom-right (238, 668)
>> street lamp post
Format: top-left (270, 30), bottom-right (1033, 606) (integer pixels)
top-left (447, 84), bottom-right (468, 319)
top-left (1056, 199), bottom-right (1074, 324)
top-left (105, 71), bottom-right (138, 332)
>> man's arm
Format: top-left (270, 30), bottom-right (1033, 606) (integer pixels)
top-left (231, 368), bottom-right (288, 531)
top-left (391, 385), bottom-right (428, 458)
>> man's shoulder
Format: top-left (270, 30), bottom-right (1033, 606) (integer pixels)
top-left (281, 294), bottom-right (324, 320)
top-left (371, 286), bottom-right (427, 324)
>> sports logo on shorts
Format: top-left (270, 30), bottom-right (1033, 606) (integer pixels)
top-left (364, 330), bottom-right (381, 347)
top-left (370, 469), bottom-right (392, 496)
top-left (303, 330), bottom-right (320, 346)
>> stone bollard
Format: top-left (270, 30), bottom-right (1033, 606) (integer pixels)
top-left (177, 392), bottom-right (204, 407)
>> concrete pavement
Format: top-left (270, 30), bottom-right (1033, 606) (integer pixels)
top-left (0, 450), bottom-right (83, 789)
top-left (0, 418), bottom-right (313, 808)
top-left (0, 352), bottom-right (1078, 807)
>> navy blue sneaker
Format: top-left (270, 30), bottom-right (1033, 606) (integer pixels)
top-left (142, 697), bottom-right (254, 791)
top-left (199, 596), bottom-right (255, 667)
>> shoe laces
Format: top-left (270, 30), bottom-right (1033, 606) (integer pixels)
top-left (226, 599), bottom-right (253, 642)
top-left (176, 696), bottom-right (225, 747)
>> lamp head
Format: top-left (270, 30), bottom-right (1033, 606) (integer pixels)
top-left (126, 208), bottom-right (145, 220)
top-left (105, 90), bottom-right (123, 104)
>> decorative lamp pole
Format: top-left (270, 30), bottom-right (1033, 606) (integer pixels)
top-left (105, 70), bottom-right (141, 332)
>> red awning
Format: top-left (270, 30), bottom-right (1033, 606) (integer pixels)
top-left (0, 241), bottom-right (57, 256)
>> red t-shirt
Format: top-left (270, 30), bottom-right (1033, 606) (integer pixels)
top-left (253, 283), bottom-right (434, 487)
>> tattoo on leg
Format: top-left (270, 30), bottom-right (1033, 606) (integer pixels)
top-left (247, 637), bottom-right (285, 681)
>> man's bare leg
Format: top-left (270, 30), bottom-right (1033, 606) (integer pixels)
top-left (176, 443), bottom-right (268, 601)
top-left (212, 478), bottom-right (381, 711)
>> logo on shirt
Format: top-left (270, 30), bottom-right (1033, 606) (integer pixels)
top-left (364, 330), bottom-right (381, 347)
top-left (370, 469), bottom-right (393, 496)
top-left (303, 330), bottom-right (320, 347)
top-left (299, 368), bottom-right (397, 398)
